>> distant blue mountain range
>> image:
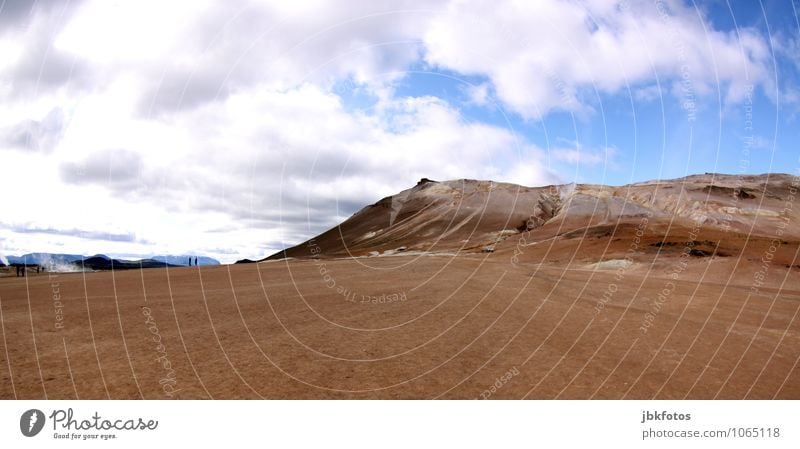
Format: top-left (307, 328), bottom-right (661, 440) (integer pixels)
top-left (4, 253), bottom-right (220, 266)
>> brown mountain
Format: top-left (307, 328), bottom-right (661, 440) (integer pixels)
top-left (266, 173), bottom-right (799, 267)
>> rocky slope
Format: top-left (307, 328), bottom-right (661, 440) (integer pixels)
top-left (264, 173), bottom-right (799, 266)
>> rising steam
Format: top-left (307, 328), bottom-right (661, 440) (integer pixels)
top-left (0, 245), bottom-right (11, 265)
top-left (46, 259), bottom-right (83, 272)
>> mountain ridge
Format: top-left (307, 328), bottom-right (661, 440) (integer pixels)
top-left (262, 172), bottom-right (799, 263)
top-left (2, 253), bottom-right (221, 268)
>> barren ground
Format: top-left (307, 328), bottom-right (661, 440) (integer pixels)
top-left (1, 247), bottom-right (798, 399)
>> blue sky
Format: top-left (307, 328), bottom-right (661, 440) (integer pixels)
top-left (369, 0), bottom-right (800, 187)
top-left (0, 0), bottom-right (798, 263)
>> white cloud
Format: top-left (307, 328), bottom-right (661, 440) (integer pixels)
top-left (48, 0), bottom-right (442, 114)
top-left (0, 0), bottom-right (779, 262)
top-left (54, 0), bottom-right (210, 64)
top-left (464, 82), bottom-right (491, 106)
top-left (634, 84), bottom-right (663, 102)
top-left (0, 79), bottom-right (557, 262)
top-left (551, 145), bottom-right (618, 167)
top-left (772, 32), bottom-right (800, 72)
top-left (422, 0), bottom-right (771, 118)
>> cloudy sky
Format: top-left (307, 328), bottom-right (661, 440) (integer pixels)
top-left (0, 0), bottom-right (798, 263)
